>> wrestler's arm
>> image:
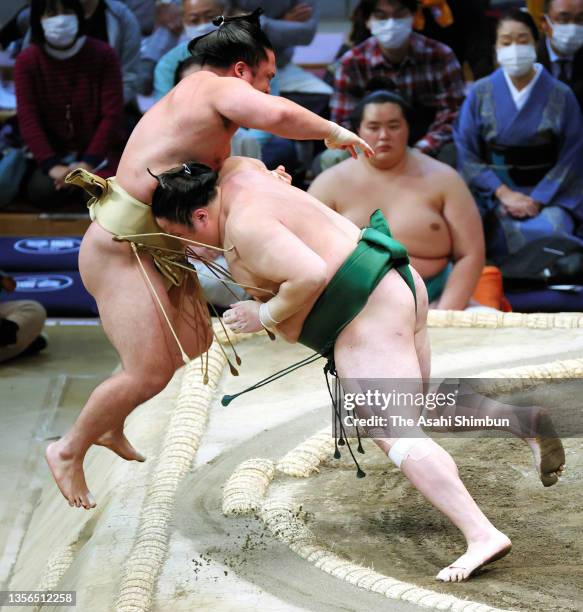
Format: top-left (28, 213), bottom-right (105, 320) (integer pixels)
top-left (438, 171), bottom-right (486, 311)
top-left (223, 212), bottom-right (327, 333)
top-left (210, 77), bottom-right (373, 158)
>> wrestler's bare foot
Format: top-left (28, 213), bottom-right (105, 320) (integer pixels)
top-left (525, 436), bottom-right (566, 487)
top-left (436, 529), bottom-right (511, 582)
top-left (95, 429), bottom-right (146, 462)
top-left (523, 410), bottom-right (565, 487)
top-left (45, 440), bottom-right (96, 509)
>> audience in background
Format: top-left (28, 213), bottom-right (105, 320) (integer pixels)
top-left (6, 0), bottom-right (141, 104)
top-left (332, 0), bottom-right (493, 79)
top-left (15, 0), bottom-right (124, 210)
top-left (76, 0), bottom-right (141, 105)
top-left (328, 0), bottom-right (465, 171)
top-left (538, 0), bottom-right (583, 110)
top-left (455, 9), bottom-right (583, 266)
top-left (0, 5), bottom-right (31, 54)
top-left (329, 0), bottom-right (494, 80)
top-left (119, 0), bottom-right (156, 35)
top-left (414, 0), bottom-right (494, 79)
top-left (152, 0), bottom-right (231, 98)
top-left (0, 122), bottom-right (27, 209)
top-left (3, 0), bottom-right (583, 315)
top-left (309, 88), bottom-right (487, 311)
top-left (139, 0), bottom-right (222, 94)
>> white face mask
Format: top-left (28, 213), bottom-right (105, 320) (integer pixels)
top-left (546, 16), bottom-right (583, 55)
top-left (370, 16), bottom-right (413, 49)
top-left (496, 44), bottom-right (536, 77)
top-left (184, 22), bottom-right (216, 40)
top-left (42, 14), bottom-right (79, 48)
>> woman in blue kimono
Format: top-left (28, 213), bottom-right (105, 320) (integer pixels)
top-left (455, 9), bottom-right (583, 264)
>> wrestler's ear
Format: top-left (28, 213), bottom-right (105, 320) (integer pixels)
top-left (233, 60), bottom-right (250, 81)
top-left (193, 208), bottom-right (209, 226)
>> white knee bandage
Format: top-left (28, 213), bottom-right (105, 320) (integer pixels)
top-left (388, 436), bottom-right (433, 469)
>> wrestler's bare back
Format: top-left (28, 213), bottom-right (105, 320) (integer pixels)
top-left (117, 72), bottom-right (238, 203)
top-left (219, 159), bottom-right (420, 342)
top-left (311, 150), bottom-right (456, 279)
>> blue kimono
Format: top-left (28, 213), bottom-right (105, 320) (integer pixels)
top-left (455, 66), bottom-right (583, 263)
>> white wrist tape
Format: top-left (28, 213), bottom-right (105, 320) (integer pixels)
top-left (388, 435), bottom-right (433, 469)
top-left (326, 121), bottom-right (352, 145)
top-left (259, 302), bottom-right (280, 330)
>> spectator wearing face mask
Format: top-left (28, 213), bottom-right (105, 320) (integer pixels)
top-left (15, 0), bottom-right (141, 104)
top-left (330, 0), bottom-right (465, 168)
top-left (538, 0), bottom-right (583, 111)
top-left (139, 0), bottom-right (224, 94)
top-left (455, 9), bottom-right (583, 265)
top-left (14, 0), bottom-right (124, 210)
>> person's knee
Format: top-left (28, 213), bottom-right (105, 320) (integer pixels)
top-left (20, 299), bottom-right (47, 319)
top-left (388, 436), bottom-right (435, 467)
top-left (23, 300), bottom-right (47, 336)
top-left (129, 366), bottom-right (175, 403)
top-left (387, 436), bottom-right (459, 476)
top-left (4, 300), bottom-right (46, 337)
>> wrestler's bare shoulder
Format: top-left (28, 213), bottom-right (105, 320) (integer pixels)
top-left (172, 71), bottom-right (254, 105)
top-left (409, 148), bottom-right (463, 185)
top-left (162, 71), bottom-right (221, 118)
top-left (318, 156), bottom-right (361, 184)
top-left (308, 156), bottom-right (361, 204)
top-left (171, 69), bottom-right (218, 96)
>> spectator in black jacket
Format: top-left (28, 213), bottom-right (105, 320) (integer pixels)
top-left (538, 0), bottom-right (583, 111)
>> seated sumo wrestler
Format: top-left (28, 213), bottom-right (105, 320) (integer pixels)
top-left (309, 88), bottom-right (486, 312)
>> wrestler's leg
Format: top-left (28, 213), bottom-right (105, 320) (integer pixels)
top-left (412, 268), bottom-right (564, 486)
top-left (424, 392), bottom-right (565, 486)
top-left (94, 274), bottom-right (212, 462)
top-left (334, 270), bottom-right (510, 582)
top-left (46, 226), bottom-right (212, 509)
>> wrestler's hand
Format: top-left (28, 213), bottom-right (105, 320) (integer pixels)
top-left (271, 165), bottom-right (292, 185)
top-left (325, 121), bottom-right (375, 159)
top-left (222, 301), bottom-right (263, 334)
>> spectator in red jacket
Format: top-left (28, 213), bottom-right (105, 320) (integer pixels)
top-left (15, 0), bottom-right (124, 210)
